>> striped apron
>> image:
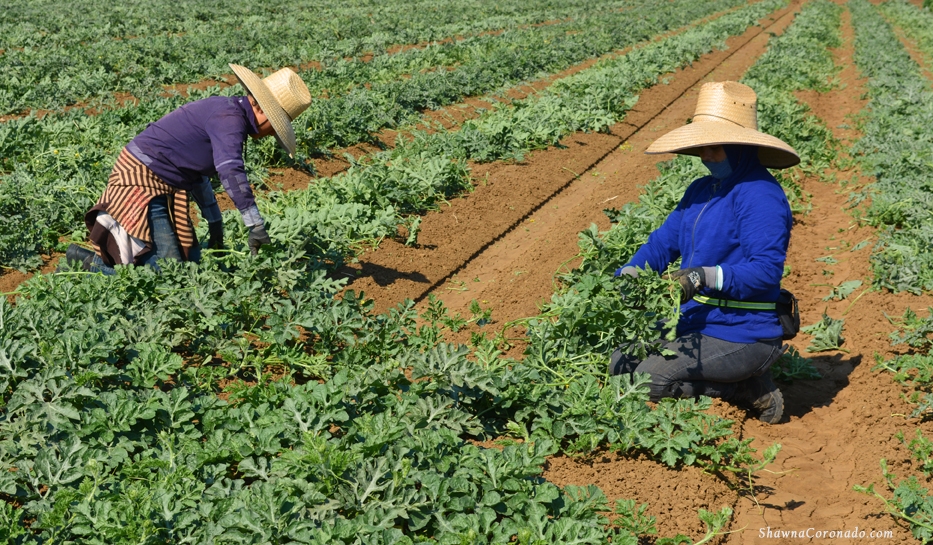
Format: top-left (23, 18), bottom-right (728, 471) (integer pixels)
top-left (85, 148), bottom-right (197, 266)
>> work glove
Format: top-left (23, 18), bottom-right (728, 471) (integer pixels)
top-left (207, 221), bottom-right (224, 250)
top-left (670, 267), bottom-right (706, 304)
top-left (247, 224), bottom-right (272, 255)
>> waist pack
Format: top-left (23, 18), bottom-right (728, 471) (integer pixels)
top-left (693, 288), bottom-right (800, 340)
top-left (776, 289), bottom-right (800, 340)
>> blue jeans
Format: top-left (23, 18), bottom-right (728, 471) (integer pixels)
top-left (88, 195), bottom-right (199, 274)
top-left (609, 332), bottom-right (783, 402)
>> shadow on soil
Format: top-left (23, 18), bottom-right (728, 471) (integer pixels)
top-left (339, 260), bottom-right (431, 288)
top-left (780, 352), bottom-right (862, 419)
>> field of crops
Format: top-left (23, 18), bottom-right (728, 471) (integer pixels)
top-left (3, 0), bottom-right (933, 542)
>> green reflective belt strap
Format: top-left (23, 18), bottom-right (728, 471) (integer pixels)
top-left (693, 295), bottom-right (776, 310)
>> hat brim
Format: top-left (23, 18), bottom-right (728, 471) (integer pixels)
top-left (229, 64), bottom-right (297, 157)
top-left (645, 120), bottom-right (800, 169)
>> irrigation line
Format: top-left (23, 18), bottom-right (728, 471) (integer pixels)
top-left (410, 0), bottom-right (803, 306)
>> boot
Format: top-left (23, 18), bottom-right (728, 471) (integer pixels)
top-left (737, 372), bottom-right (784, 424)
top-left (63, 244), bottom-right (95, 271)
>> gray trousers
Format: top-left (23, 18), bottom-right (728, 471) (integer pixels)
top-left (609, 332), bottom-right (783, 402)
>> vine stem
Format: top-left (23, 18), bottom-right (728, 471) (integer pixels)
top-left (868, 487), bottom-right (933, 534)
top-left (842, 287), bottom-right (870, 316)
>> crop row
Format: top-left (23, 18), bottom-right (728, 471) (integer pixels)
top-left (879, 0), bottom-right (933, 64)
top-left (0, 0), bottom-right (776, 272)
top-left (0, 0), bottom-right (636, 115)
top-left (292, 0), bottom-right (751, 152)
top-left (0, 2), bottom-right (799, 542)
top-left (848, 0), bottom-right (933, 294)
top-left (848, 0), bottom-right (933, 539)
top-left (861, 303), bottom-right (933, 541)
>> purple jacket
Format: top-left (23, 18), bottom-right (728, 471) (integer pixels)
top-left (126, 96), bottom-right (263, 226)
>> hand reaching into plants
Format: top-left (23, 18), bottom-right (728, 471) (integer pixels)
top-left (670, 267), bottom-right (706, 303)
top-left (614, 266), bottom-right (639, 278)
top-left (248, 224), bottom-right (272, 255)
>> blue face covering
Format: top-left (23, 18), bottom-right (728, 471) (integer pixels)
top-left (702, 158), bottom-right (733, 179)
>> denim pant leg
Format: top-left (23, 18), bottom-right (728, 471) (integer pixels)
top-left (139, 195), bottom-right (183, 271)
top-left (86, 255), bottom-right (117, 275)
top-left (611, 333), bottom-right (782, 402)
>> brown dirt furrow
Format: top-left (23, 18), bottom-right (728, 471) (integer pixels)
top-left (341, 0), bottom-right (800, 320)
top-left (727, 4), bottom-right (933, 542)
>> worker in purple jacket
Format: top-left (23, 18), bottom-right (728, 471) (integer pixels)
top-left (65, 64), bottom-right (311, 272)
top-left (609, 81), bottom-right (800, 424)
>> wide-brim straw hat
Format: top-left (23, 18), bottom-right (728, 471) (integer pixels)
top-left (646, 81), bottom-right (800, 169)
top-left (229, 64), bottom-right (312, 158)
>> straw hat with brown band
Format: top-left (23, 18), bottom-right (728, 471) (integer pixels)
top-left (229, 64), bottom-right (312, 158)
top-left (646, 81), bottom-right (800, 169)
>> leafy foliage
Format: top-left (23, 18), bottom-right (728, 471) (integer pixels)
top-left (738, 0), bottom-right (843, 216)
top-left (855, 460), bottom-right (933, 543)
top-left (0, 0), bottom-right (781, 271)
top-left (0, 0), bottom-right (849, 541)
top-left (820, 279), bottom-right (862, 301)
top-left (874, 308), bottom-right (933, 395)
top-left (801, 313), bottom-right (846, 353)
top-left (0, 0), bottom-right (649, 115)
top-left (865, 306), bottom-right (933, 536)
top-left (898, 429), bottom-right (933, 477)
top-left (772, 346), bottom-right (821, 382)
top-left (0, 251), bottom-right (741, 543)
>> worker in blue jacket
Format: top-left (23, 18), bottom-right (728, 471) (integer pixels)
top-left (610, 81), bottom-right (799, 424)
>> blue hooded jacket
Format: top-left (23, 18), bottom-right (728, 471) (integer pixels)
top-left (623, 145), bottom-right (792, 343)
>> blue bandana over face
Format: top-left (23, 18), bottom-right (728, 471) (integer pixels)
top-left (702, 158), bottom-right (732, 179)
top-left (702, 145), bottom-right (762, 180)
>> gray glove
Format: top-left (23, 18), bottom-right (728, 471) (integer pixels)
top-left (247, 224), bottom-right (271, 255)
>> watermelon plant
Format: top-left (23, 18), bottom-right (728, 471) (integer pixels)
top-left (0, 0), bottom-right (786, 271)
